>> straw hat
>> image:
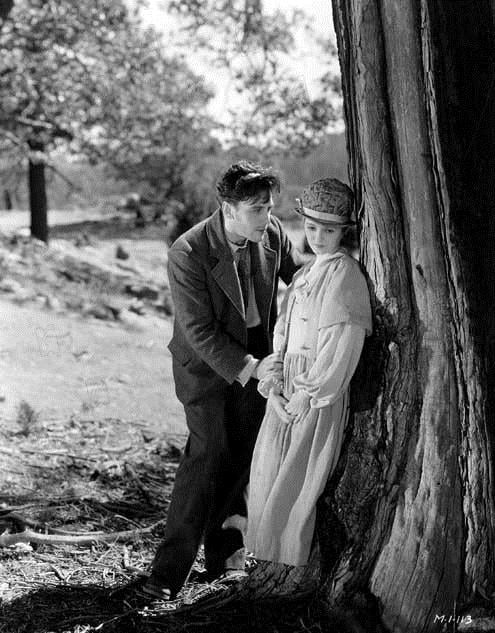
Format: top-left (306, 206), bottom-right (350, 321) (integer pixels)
top-left (295, 178), bottom-right (355, 226)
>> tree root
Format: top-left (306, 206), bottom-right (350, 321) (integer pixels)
top-left (0, 518), bottom-right (166, 547)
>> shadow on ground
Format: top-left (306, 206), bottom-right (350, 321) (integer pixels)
top-left (0, 580), bottom-right (322, 633)
top-left (0, 580), bottom-right (145, 633)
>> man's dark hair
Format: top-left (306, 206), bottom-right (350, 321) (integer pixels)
top-left (216, 161), bottom-right (280, 204)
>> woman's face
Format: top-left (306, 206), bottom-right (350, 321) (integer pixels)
top-left (304, 219), bottom-right (344, 255)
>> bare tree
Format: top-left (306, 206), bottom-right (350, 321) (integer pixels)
top-left (314, 1), bottom-right (495, 631)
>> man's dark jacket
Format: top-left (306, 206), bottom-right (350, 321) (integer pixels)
top-left (167, 208), bottom-right (300, 403)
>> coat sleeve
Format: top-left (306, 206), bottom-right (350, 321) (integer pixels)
top-left (291, 323), bottom-right (365, 408)
top-left (168, 246), bottom-right (252, 384)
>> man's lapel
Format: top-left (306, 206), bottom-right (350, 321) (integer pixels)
top-left (206, 209), bottom-right (245, 318)
top-left (251, 232), bottom-right (277, 331)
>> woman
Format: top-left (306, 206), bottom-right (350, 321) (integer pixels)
top-left (245, 178), bottom-right (372, 568)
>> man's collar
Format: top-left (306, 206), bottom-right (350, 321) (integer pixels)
top-left (225, 230), bottom-right (248, 251)
top-left (205, 208), bottom-right (235, 259)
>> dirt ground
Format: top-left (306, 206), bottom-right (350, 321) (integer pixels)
top-left (0, 212), bottom-right (184, 436)
top-left (0, 297), bottom-right (183, 436)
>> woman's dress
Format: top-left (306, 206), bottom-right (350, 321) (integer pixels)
top-left (245, 250), bottom-right (372, 567)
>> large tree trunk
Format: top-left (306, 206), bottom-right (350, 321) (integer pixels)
top-left (0, 0), bottom-right (13, 21)
top-left (317, 1), bottom-right (495, 631)
top-left (28, 140), bottom-right (48, 243)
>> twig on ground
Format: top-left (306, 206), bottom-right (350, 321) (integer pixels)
top-left (101, 443), bottom-right (133, 453)
top-left (94, 542), bottom-right (118, 564)
top-left (19, 447), bottom-right (98, 461)
top-left (48, 563), bottom-right (67, 581)
top-left (113, 513), bottom-right (143, 528)
top-left (123, 544), bottom-right (131, 569)
top-left (0, 446), bottom-right (18, 455)
top-left (124, 462), bottom-right (153, 504)
top-left (121, 544), bottom-right (145, 574)
top-left (0, 495), bottom-right (84, 507)
top-left (1, 511), bottom-right (118, 536)
top-left (0, 518), bottom-right (166, 547)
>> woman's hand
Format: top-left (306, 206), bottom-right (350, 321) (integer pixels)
top-left (268, 388), bottom-right (293, 425)
top-left (285, 390), bottom-right (311, 421)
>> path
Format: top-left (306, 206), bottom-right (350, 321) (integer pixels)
top-left (0, 297), bottom-right (185, 439)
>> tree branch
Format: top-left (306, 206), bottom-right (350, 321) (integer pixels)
top-left (0, 129), bottom-right (24, 147)
top-left (46, 163), bottom-right (83, 193)
top-left (15, 116), bottom-right (73, 140)
top-left (0, 518), bottom-right (166, 547)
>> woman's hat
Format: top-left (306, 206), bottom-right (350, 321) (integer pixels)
top-left (294, 178), bottom-right (355, 226)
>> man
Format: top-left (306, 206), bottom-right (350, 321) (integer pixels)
top-left (144, 161), bottom-right (302, 599)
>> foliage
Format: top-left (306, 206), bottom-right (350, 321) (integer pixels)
top-left (0, 0), bottom-right (216, 233)
top-left (0, 0), bottom-right (345, 238)
top-left (1, 0), bottom-right (129, 151)
top-left (15, 399), bottom-right (39, 436)
top-left (167, 0), bottom-right (342, 154)
top-left (80, 31), bottom-right (216, 210)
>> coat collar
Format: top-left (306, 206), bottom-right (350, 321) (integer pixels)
top-left (206, 209), bottom-right (243, 317)
top-left (205, 208), bottom-right (232, 261)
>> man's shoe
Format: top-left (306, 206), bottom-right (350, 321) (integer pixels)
top-left (188, 568), bottom-right (209, 583)
top-left (141, 575), bottom-right (173, 600)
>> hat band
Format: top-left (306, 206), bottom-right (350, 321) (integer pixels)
top-left (299, 204), bottom-right (350, 224)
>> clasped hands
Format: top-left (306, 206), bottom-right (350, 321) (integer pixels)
top-left (254, 353), bottom-right (310, 424)
top-left (269, 389), bottom-right (311, 425)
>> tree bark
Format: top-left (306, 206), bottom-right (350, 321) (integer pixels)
top-left (28, 140), bottom-right (48, 243)
top-left (3, 190), bottom-right (12, 210)
top-left (317, 1), bottom-right (495, 631)
top-left (0, 0), bottom-right (13, 22)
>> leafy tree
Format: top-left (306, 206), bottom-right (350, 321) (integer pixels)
top-left (167, 0), bottom-right (342, 154)
top-left (0, 0), bottom-right (214, 242)
top-left (83, 41), bottom-right (217, 239)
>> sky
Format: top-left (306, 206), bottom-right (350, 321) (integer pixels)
top-left (127, 0), bottom-right (338, 124)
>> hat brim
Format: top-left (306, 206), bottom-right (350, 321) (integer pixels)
top-left (294, 207), bottom-right (356, 227)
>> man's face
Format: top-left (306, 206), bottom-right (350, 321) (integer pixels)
top-left (224, 190), bottom-right (274, 242)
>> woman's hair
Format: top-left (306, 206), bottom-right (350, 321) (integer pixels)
top-left (216, 161), bottom-right (280, 204)
top-left (340, 224), bottom-right (359, 251)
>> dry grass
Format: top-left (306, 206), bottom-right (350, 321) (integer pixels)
top-left (0, 412), bottom-right (323, 633)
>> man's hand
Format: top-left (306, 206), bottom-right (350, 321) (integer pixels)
top-left (285, 390), bottom-right (311, 421)
top-left (268, 389), bottom-right (293, 425)
top-left (253, 353), bottom-right (283, 382)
